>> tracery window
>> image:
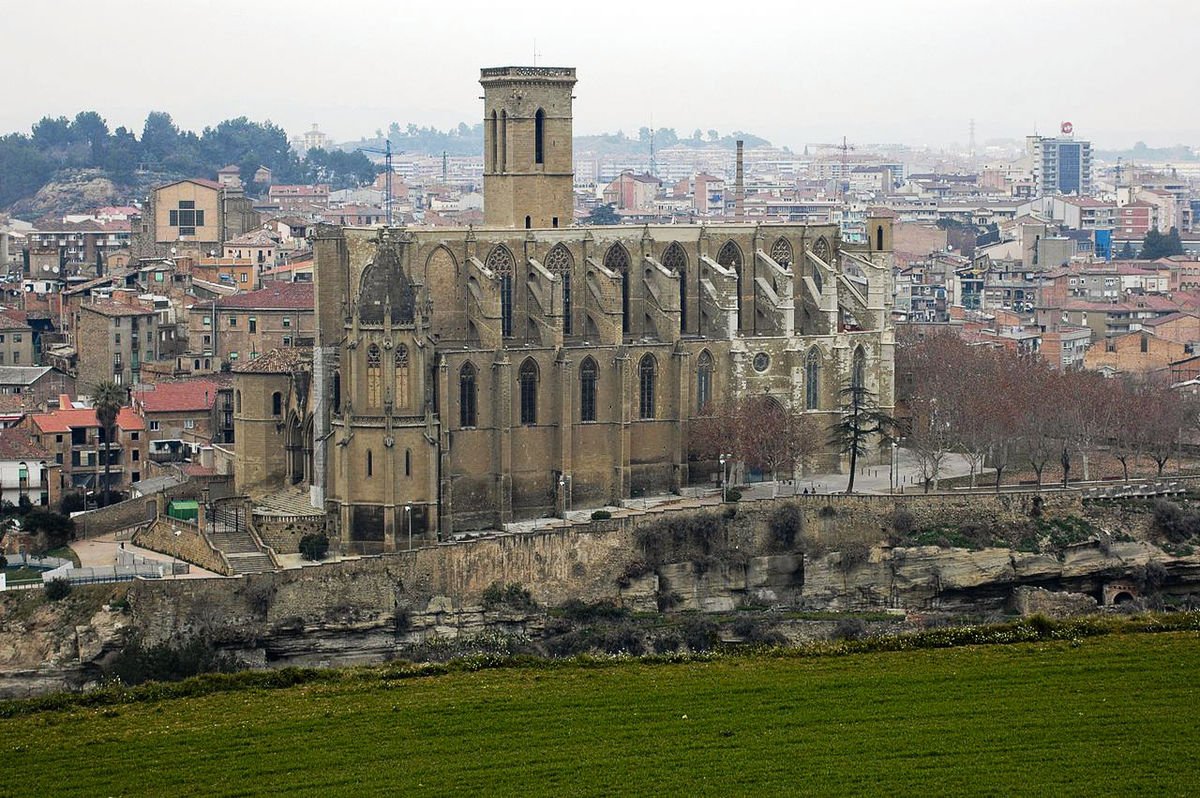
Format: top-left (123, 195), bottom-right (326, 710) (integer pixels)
top-left (459, 362), bottom-right (477, 428)
top-left (366, 344), bottom-right (382, 407)
top-left (770, 236), bottom-right (793, 267)
top-left (394, 345), bottom-right (410, 408)
top-left (487, 245), bottom-right (515, 337)
top-left (696, 350), bottom-right (713, 414)
top-left (812, 236), bottom-right (830, 262)
top-left (852, 346), bottom-right (867, 393)
top-left (605, 244), bottom-right (631, 335)
top-left (805, 348), bottom-right (821, 410)
top-left (546, 244), bottom-right (573, 335)
top-left (519, 358), bottom-right (538, 425)
top-left (638, 354), bottom-right (656, 420)
top-left (580, 357), bottom-right (598, 422)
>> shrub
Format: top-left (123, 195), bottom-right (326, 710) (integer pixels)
top-left (481, 582), bottom-right (537, 612)
top-left (24, 510), bottom-right (75, 554)
top-left (615, 559), bottom-right (652, 588)
top-left (558, 598), bottom-right (628, 624)
top-left (725, 488), bottom-right (742, 503)
top-left (598, 623), bottom-right (645, 655)
top-left (44, 578), bottom-right (71, 601)
top-left (731, 614), bottom-right (787, 647)
top-left (590, 510), bottom-right (612, 521)
top-left (1152, 499), bottom-right (1200, 544)
top-left (680, 615), bottom-right (719, 652)
top-left (298, 532), bottom-right (329, 561)
top-left (59, 493), bottom-right (85, 515)
top-left (652, 631), bottom-right (683, 654)
top-left (832, 617), bottom-right (867, 641)
top-left (837, 541), bottom-right (871, 574)
top-left (104, 635), bottom-right (239, 686)
top-left (768, 504), bottom-right (803, 549)
top-left (635, 512), bottom-right (726, 567)
top-left (889, 508), bottom-right (916, 537)
top-left (0, 554), bottom-right (7, 568)
top-left (1133, 561), bottom-right (1170, 594)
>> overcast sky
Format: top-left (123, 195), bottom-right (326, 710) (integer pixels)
top-left (3, 0), bottom-right (1197, 151)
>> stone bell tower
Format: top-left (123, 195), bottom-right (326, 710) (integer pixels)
top-left (481, 66), bottom-right (576, 230)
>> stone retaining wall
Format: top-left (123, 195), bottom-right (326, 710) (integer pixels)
top-left (133, 517), bottom-right (230, 576)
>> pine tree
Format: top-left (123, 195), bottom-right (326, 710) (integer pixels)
top-left (828, 381), bottom-right (896, 494)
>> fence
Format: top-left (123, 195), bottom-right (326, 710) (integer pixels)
top-left (116, 549), bottom-right (188, 575)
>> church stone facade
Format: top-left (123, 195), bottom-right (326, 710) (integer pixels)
top-left (241, 67), bottom-right (896, 552)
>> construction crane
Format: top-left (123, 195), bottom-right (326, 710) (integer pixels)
top-left (807, 137), bottom-right (856, 200)
top-left (356, 139), bottom-right (394, 226)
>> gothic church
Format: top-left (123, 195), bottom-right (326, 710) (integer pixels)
top-left (236, 67), bottom-right (896, 551)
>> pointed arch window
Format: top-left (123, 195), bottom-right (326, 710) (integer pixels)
top-left (805, 348), bottom-right (821, 410)
top-left (487, 246), bottom-right (515, 338)
top-left (580, 356), bottom-right (598, 422)
top-left (332, 371), bottom-right (341, 414)
top-left (876, 225), bottom-right (885, 252)
top-left (499, 109), bottom-right (507, 173)
top-left (770, 236), bottom-right (793, 268)
top-left (717, 240), bottom-right (742, 330)
top-left (852, 346), bottom-right (867, 393)
top-left (394, 345), bottom-right (410, 408)
top-left (489, 110), bottom-right (498, 172)
top-left (459, 362), bottom-right (477, 428)
top-left (638, 354), bottom-right (657, 420)
top-left (519, 359), bottom-right (538, 425)
top-left (366, 344), bottom-right (382, 407)
top-left (696, 350), bottom-right (713, 414)
top-left (663, 242), bottom-right (688, 333)
top-left (366, 449), bottom-right (373, 477)
top-left (535, 108), bottom-right (546, 165)
top-left (605, 244), bottom-right (631, 335)
top-left (546, 244), bottom-right (573, 335)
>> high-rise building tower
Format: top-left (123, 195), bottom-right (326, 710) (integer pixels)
top-left (481, 66), bottom-right (577, 229)
top-left (1028, 124), bottom-right (1092, 196)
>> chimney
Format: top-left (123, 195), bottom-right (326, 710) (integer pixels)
top-left (735, 140), bottom-right (745, 222)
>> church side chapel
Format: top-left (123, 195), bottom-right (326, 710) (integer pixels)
top-left (236, 66), bottom-right (895, 552)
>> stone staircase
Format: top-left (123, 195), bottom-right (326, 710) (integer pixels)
top-left (208, 506), bottom-right (276, 575)
top-left (254, 484), bottom-right (323, 518)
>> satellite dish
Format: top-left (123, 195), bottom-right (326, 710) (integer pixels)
top-left (51, 266), bottom-right (59, 273)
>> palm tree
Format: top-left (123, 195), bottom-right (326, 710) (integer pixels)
top-left (91, 381), bottom-right (125, 507)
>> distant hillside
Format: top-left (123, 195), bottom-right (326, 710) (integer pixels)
top-left (348, 124), bottom-right (774, 159)
top-left (1095, 141), bottom-right (1197, 162)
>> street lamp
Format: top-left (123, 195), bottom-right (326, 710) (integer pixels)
top-left (890, 440), bottom-right (898, 494)
top-left (558, 475), bottom-right (567, 520)
top-left (719, 453), bottom-right (732, 502)
top-left (405, 503), bottom-right (413, 551)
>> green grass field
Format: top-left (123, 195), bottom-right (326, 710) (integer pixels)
top-left (2, 632), bottom-right (1198, 796)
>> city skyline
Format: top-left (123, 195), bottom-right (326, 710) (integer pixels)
top-left (2, 0), bottom-right (1197, 152)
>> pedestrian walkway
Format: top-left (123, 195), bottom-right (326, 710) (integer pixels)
top-left (71, 533), bottom-right (221, 579)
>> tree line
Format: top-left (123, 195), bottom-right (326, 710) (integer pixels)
top-left (898, 332), bottom-right (1196, 490)
top-left (0, 111), bottom-right (380, 208)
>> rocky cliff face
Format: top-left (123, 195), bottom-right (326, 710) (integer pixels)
top-left (3, 494), bottom-right (1198, 698)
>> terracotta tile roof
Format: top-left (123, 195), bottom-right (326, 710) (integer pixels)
top-left (232, 347), bottom-right (312, 374)
top-left (133, 379), bottom-right (221, 414)
top-left (0, 427), bottom-right (52, 461)
top-left (0, 308), bottom-right (30, 329)
top-left (82, 299), bottom-right (155, 317)
top-left (213, 282), bottom-right (313, 311)
top-left (31, 405), bottom-right (145, 434)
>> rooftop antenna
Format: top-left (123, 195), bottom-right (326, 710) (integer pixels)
top-left (532, 39), bottom-right (540, 66)
top-left (649, 116), bottom-right (656, 179)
